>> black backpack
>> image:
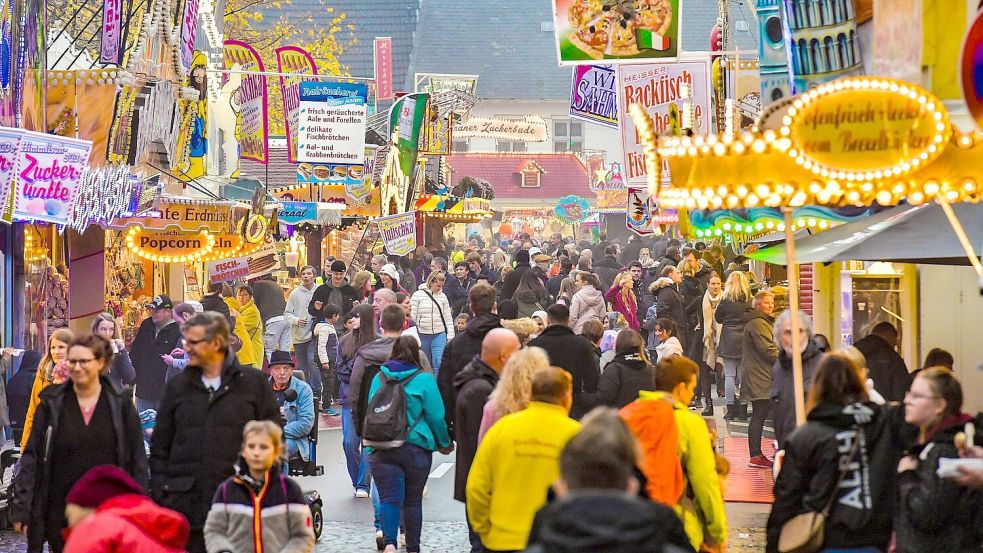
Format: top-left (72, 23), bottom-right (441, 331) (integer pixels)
top-left (362, 369), bottom-right (423, 449)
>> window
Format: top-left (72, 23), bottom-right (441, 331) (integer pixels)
top-left (453, 138), bottom-right (469, 153)
top-left (519, 160), bottom-right (543, 188)
top-left (553, 118), bottom-right (584, 153)
top-left (496, 140), bottom-right (527, 152)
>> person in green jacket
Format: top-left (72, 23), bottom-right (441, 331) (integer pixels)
top-left (365, 336), bottom-right (453, 553)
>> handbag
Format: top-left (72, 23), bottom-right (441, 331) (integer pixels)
top-left (778, 427), bottom-right (862, 553)
top-left (422, 290), bottom-right (450, 335)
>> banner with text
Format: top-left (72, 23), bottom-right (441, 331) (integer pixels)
top-left (374, 37), bottom-right (394, 101)
top-left (100, 0), bottom-right (122, 64)
top-left (297, 81), bottom-right (367, 165)
top-left (276, 46), bottom-right (319, 163)
top-left (570, 65), bottom-right (618, 128)
top-left (618, 59), bottom-right (711, 186)
top-left (224, 40), bottom-right (268, 164)
top-left (454, 116), bottom-right (550, 142)
top-left (0, 127), bottom-right (23, 220)
top-left (376, 211), bottom-right (416, 256)
top-left (13, 130), bottom-right (92, 225)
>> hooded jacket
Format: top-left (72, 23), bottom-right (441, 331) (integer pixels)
top-left (349, 336), bottom-right (432, 436)
top-left (569, 285), bottom-right (605, 335)
top-left (714, 297), bottom-right (752, 359)
top-left (528, 325), bottom-right (600, 419)
top-left (452, 356), bottom-right (500, 502)
top-left (740, 310), bottom-right (778, 402)
top-left (854, 334), bottom-right (912, 403)
top-left (770, 339), bottom-right (825, 447)
top-left (583, 352), bottom-right (654, 410)
top-left (525, 491), bottom-right (694, 553)
top-left (652, 277), bottom-right (688, 349)
top-left (64, 494), bottom-right (189, 553)
top-left (895, 415), bottom-right (982, 553)
top-left (605, 283), bottom-right (639, 331)
top-left (438, 313), bottom-right (503, 436)
top-left (365, 359), bottom-right (451, 453)
top-left (766, 402), bottom-right (917, 553)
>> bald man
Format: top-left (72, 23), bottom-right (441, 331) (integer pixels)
top-left (453, 328), bottom-right (521, 552)
top-left (372, 288), bottom-right (400, 332)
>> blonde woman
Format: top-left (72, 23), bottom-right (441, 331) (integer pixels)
top-left (351, 270), bottom-right (375, 304)
top-left (556, 277), bottom-right (578, 306)
top-left (700, 273), bottom-right (724, 416)
top-left (714, 271), bottom-right (753, 421)
top-left (477, 346), bottom-right (549, 441)
top-left (410, 271), bottom-right (455, 375)
top-left (21, 328), bottom-right (75, 450)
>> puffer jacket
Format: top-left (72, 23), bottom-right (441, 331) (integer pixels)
top-left (64, 494), bottom-right (189, 553)
top-left (569, 285), bottom-right (605, 335)
top-left (438, 313), bottom-right (502, 436)
top-left (740, 311), bottom-right (778, 402)
top-left (895, 415), bottom-right (982, 553)
top-left (583, 352), bottom-right (654, 410)
top-left (770, 339), bottom-right (825, 447)
top-left (766, 402), bottom-right (917, 553)
top-left (714, 297), bottom-right (752, 359)
top-left (410, 286), bottom-right (455, 338)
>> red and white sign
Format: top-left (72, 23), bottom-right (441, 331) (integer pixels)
top-left (207, 257), bottom-right (249, 284)
top-left (374, 37), bottom-right (394, 101)
top-left (13, 130), bottom-right (93, 225)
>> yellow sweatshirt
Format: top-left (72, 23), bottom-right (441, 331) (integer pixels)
top-left (466, 401), bottom-right (581, 551)
top-left (642, 391), bottom-right (728, 550)
top-left (224, 297), bottom-right (257, 367)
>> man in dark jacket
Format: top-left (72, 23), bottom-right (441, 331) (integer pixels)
top-left (199, 282), bottom-right (234, 329)
top-left (854, 322), bottom-right (912, 402)
top-left (501, 249), bottom-right (531, 300)
top-left (619, 234), bottom-right (645, 266)
top-left (590, 233), bottom-right (611, 261)
top-left (149, 312), bottom-right (279, 553)
top-left (655, 246), bottom-right (681, 278)
top-left (467, 253), bottom-right (497, 285)
top-left (446, 261), bottom-right (475, 316)
top-left (439, 284), bottom-right (501, 435)
top-left (131, 295), bottom-right (183, 412)
top-left (453, 328), bottom-right (521, 552)
top-left (528, 304), bottom-right (600, 419)
top-left (594, 245), bottom-right (624, 271)
top-left (309, 259), bottom-right (356, 331)
top-left (652, 268), bottom-right (688, 350)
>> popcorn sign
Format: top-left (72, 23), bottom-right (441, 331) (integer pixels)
top-left (13, 130), bottom-right (93, 225)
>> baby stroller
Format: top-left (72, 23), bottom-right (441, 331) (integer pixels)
top-left (0, 440), bottom-right (19, 528)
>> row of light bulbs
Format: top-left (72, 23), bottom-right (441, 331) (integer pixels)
top-left (693, 218), bottom-right (832, 238)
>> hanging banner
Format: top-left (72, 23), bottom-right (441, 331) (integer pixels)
top-left (419, 97), bottom-right (451, 155)
top-left (376, 211), bottom-right (417, 256)
top-left (13, 130), bottom-right (92, 224)
top-left (276, 46), bottom-right (319, 163)
top-left (179, 0), bottom-right (200, 70)
top-left (374, 37), bottom-right (393, 101)
top-left (454, 115), bottom-right (550, 142)
top-left (389, 93), bottom-right (428, 176)
top-left (297, 81), bottom-right (367, 165)
top-left (346, 145), bottom-right (376, 205)
top-left (627, 186), bottom-right (676, 235)
top-left (618, 59), bottom-right (711, 186)
top-left (176, 51), bottom-right (209, 182)
top-left (554, 195), bottom-right (590, 224)
top-left (100, 0), bottom-right (122, 64)
top-left (0, 127), bottom-right (21, 219)
top-left (570, 65), bottom-right (618, 128)
top-left (224, 40), bottom-right (268, 164)
top-left (552, 0), bottom-right (680, 65)
top-left (244, 240), bottom-right (279, 277)
top-left (277, 201), bottom-right (318, 225)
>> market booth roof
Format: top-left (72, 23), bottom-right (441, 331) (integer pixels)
top-left (747, 202), bottom-right (983, 266)
top-left (443, 153), bottom-right (592, 203)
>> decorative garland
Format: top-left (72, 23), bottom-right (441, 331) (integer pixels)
top-left (69, 165), bottom-right (136, 233)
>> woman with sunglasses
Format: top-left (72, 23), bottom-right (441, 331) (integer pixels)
top-left (12, 333), bottom-right (147, 553)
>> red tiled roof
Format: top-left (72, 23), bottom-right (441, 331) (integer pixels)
top-left (444, 153), bottom-right (592, 201)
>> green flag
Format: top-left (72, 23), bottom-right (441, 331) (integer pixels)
top-left (388, 93), bottom-right (429, 177)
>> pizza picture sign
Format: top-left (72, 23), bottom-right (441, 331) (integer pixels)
top-left (552, 0), bottom-right (680, 65)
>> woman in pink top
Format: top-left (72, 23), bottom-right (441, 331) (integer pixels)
top-left (477, 347), bottom-right (550, 442)
top-left (605, 271), bottom-right (639, 331)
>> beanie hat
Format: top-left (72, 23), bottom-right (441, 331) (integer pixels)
top-left (330, 260), bottom-right (347, 273)
top-left (67, 465), bottom-right (144, 508)
top-left (514, 250), bottom-right (530, 264)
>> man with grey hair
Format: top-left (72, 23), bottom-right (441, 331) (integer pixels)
top-left (770, 309), bottom-right (825, 448)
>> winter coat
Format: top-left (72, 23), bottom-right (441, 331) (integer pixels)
top-left (108, 349), bottom-right (136, 390)
top-left (469, 264), bottom-right (498, 285)
top-left (365, 359), bottom-right (452, 453)
top-left (277, 375), bottom-right (315, 462)
top-left (438, 313), bottom-right (502, 436)
top-left (149, 350), bottom-right (280, 530)
top-left (131, 317), bottom-right (183, 402)
top-left (895, 415), bottom-right (982, 553)
top-left (350, 337), bottom-right (433, 436)
top-left (594, 256), bottom-right (623, 271)
top-left (525, 491), bottom-right (694, 553)
top-left (445, 275), bottom-right (473, 315)
top-left (12, 377), bottom-right (149, 552)
top-left (605, 284), bottom-right (639, 331)
top-left (308, 280), bottom-right (356, 331)
top-left (200, 294), bottom-right (234, 329)
top-left (313, 322), bottom-right (340, 371)
top-left (252, 279), bottom-right (286, 324)
top-left (702, 291), bottom-right (723, 368)
top-left (501, 262), bottom-right (531, 300)
top-left (582, 352), bottom-right (654, 410)
top-left (652, 278), bottom-right (687, 349)
top-left (766, 402), bottom-right (917, 553)
top-left (854, 334), bottom-right (913, 403)
top-left (284, 283), bottom-right (317, 344)
top-left (452, 356), bottom-right (500, 502)
top-left (569, 285), bottom-right (605, 335)
top-left (655, 336), bottom-right (683, 362)
top-left (514, 288), bottom-right (549, 318)
top-left (770, 339), bottom-right (826, 447)
top-left (714, 297), bottom-right (752, 359)
top-left (619, 393), bottom-right (684, 506)
top-left (204, 467), bottom-right (314, 553)
top-left (679, 275), bottom-right (705, 332)
top-left (411, 286), bottom-right (456, 338)
top-left (740, 311), bottom-right (778, 402)
top-left (64, 494), bottom-right (189, 553)
top-left (225, 297), bottom-right (259, 367)
top-left (545, 271), bottom-right (570, 301)
top-left (528, 325), bottom-right (600, 419)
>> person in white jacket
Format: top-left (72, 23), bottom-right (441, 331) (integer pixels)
top-left (313, 304), bottom-right (342, 416)
top-left (410, 271), bottom-right (455, 377)
top-left (569, 271), bottom-right (606, 335)
top-left (284, 265), bottom-right (321, 404)
top-left (654, 317), bottom-right (684, 362)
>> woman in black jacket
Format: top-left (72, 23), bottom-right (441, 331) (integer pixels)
top-left (895, 368), bottom-right (982, 552)
top-left (586, 330), bottom-right (655, 409)
top-left (649, 266), bottom-right (687, 349)
top-left (766, 353), bottom-right (915, 553)
top-left (12, 334), bottom-right (148, 553)
top-left (714, 271), bottom-right (752, 420)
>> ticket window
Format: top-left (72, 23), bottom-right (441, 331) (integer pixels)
top-left (838, 262), bottom-right (918, 367)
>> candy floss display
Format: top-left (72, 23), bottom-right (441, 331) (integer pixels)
top-left (11, 128), bottom-right (93, 225)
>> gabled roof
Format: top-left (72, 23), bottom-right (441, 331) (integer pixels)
top-left (444, 153), bottom-right (591, 201)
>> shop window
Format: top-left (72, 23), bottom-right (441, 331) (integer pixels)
top-left (519, 160), bottom-right (544, 188)
top-left (496, 140), bottom-right (527, 153)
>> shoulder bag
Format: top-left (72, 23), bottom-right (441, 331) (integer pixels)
top-left (423, 290), bottom-right (450, 335)
top-left (778, 427), bottom-right (862, 553)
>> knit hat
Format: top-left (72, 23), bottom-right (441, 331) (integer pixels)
top-left (330, 260), bottom-right (347, 272)
top-left (514, 250), bottom-right (530, 264)
top-left (380, 263), bottom-right (399, 283)
top-left (66, 465), bottom-right (144, 508)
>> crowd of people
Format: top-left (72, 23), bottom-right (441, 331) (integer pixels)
top-left (1, 230), bottom-right (981, 553)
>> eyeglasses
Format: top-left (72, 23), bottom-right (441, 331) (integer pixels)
top-left (67, 358), bottom-right (96, 367)
top-left (904, 391), bottom-right (939, 401)
top-left (183, 337), bottom-right (210, 346)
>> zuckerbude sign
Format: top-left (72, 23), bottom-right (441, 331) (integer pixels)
top-left (454, 116), bottom-right (550, 142)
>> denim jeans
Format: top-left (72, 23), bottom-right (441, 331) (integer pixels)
top-left (419, 332), bottom-right (447, 376)
top-left (341, 406), bottom-right (371, 492)
top-left (263, 318), bottom-right (292, 360)
top-left (369, 444), bottom-right (433, 553)
top-left (293, 340), bottom-right (322, 397)
top-left (722, 357), bottom-right (742, 405)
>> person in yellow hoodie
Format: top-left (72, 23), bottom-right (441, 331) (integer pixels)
top-left (234, 284), bottom-right (264, 367)
top-left (223, 286), bottom-right (257, 369)
top-left (466, 366), bottom-right (581, 552)
top-left (648, 356), bottom-right (728, 552)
